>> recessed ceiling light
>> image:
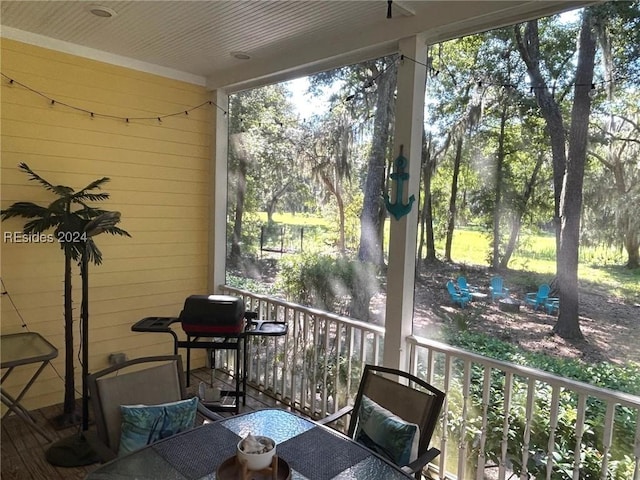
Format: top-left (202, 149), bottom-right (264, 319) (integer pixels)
top-left (89, 5), bottom-right (117, 18)
top-left (231, 51), bottom-right (251, 60)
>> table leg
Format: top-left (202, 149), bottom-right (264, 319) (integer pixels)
top-left (1, 361), bottom-right (49, 421)
top-left (1, 390), bottom-right (52, 442)
top-left (186, 336), bottom-right (192, 387)
top-left (242, 336), bottom-right (247, 406)
top-left (235, 339), bottom-right (241, 413)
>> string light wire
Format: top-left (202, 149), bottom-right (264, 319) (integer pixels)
top-left (1, 72), bottom-right (227, 122)
top-left (400, 54), bottom-right (616, 94)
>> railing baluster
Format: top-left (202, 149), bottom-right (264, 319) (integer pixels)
top-left (439, 354), bottom-right (452, 479)
top-left (572, 393), bottom-right (586, 480)
top-left (499, 372), bottom-right (513, 480)
top-left (373, 332), bottom-right (380, 365)
top-left (359, 330), bottom-right (366, 370)
top-left (345, 325), bottom-right (353, 411)
top-left (321, 319), bottom-right (331, 417)
top-left (290, 310), bottom-right (298, 407)
top-left (633, 416), bottom-right (640, 480)
top-left (600, 401), bottom-right (615, 480)
top-left (521, 377), bottom-right (535, 480)
top-left (264, 301), bottom-right (271, 386)
top-left (457, 359), bottom-right (471, 478)
top-left (307, 312), bottom-right (314, 413)
top-left (334, 322), bottom-right (344, 415)
top-left (546, 385), bottom-right (560, 480)
top-left (282, 306), bottom-right (290, 401)
top-left (426, 348), bottom-right (434, 384)
top-left (476, 365), bottom-right (491, 480)
top-left (302, 312), bottom-right (310, 411)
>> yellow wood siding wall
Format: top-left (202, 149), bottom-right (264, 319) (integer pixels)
top-left (1, 39), bottom-right (213, 411)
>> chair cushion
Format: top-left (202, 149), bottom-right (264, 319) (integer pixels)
top-left (354, 395), bottom-right (420, 466)
top-left (118, 397), bottom-right (198, 456)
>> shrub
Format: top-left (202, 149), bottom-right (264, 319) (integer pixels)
top-left (275, 252), bottom-right (378, 316)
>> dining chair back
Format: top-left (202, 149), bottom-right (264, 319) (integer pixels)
top-left (87, 355), bottom-right (221, 461)
top-left (320, 364), bottom-right (445, 478)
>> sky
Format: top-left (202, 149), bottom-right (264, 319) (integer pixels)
top-left (285, 76), bottom-right (341, 120)
top-left (285, 7), bottom-right (582, 121)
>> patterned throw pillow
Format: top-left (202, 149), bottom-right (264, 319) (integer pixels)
top-left (118, 397), bottom-right (198, 456)
top-left (354, 395), bottom-right (420, 466)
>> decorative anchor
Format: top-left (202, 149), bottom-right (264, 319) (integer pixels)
top-left (384, 146), bottom-right (415, 220)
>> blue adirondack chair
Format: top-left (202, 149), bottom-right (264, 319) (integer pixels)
top-left (525, 284), bottom-right (551, 311)
top-left (489, 276), bottom-right (509, 302)
top-left (457, 276), bottom-right (477, 295)
top-left (446, 280), bottom-right (472, 308)
top-left (545, 297), bottom-right (560, 315)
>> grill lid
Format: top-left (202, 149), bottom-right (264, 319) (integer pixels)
top-left (179, 295), bottom-right (245, 334)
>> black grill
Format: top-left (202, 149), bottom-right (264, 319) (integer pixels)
top-left (179, 295), bottom-right (246, 335)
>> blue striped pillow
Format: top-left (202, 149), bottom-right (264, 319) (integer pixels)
top-left (354, 395), bottom-right (420, 466)
top-left (118, 397), bottom-right (198, 456)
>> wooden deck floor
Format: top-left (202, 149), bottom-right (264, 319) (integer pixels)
top-left (0, 368), bottom-right (285, 480)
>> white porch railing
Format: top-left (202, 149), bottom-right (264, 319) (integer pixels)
top-left (407, 335), bottom-right (640, 480)
top-left (220, 286), bottom-right (640, 480)
top-left (220, 285), bottom-right (385, 418)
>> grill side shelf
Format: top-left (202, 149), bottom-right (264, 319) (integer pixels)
top-left (132, 316), bottom-right (180, 332)
top-left (245, 321), bottom-right (288, 337)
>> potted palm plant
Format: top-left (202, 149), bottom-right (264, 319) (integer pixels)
top-left (1, 163), bottom-right (130, 427)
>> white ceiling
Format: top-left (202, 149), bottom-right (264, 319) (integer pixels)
top-left (0, 1), bottom-right (591, 91)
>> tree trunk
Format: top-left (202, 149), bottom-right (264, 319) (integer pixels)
top-left (500, 153), bottom-right (545, 268)
top-left (592, 18), bottom-right (639, 270)
top-left (266, 200), bottom-right (275, 224)
top-left (230, 156), bottom-right (248, 264)
top-left (357, 61), bottom-right (398, 265)
top-left (515, 21), bottom-right (567, 267)
top-left (445, 138), bottom-right (463, 262)
top-left (266, 183), bottom-right (291, 225)
top-left (554, 10), bottom-right (597, 339)
top-left (424, 194), bottom-right (436, 261)
top-left (420, 130), bottom-right (437, 263)
top-left (337, 193), bottom-right (346, 254)
top-left (348, 263), bottom-right (377, 322)
top-left (501, 216), bottom-right (522, 269)
top-left (624, 229), bottom-right (639, 269)
top-left (320, 173), bottom-right (346, 254)
top-left (62, 251), bottom-right (76, 417)
top-left (492, 104), bottom-right (508, 269)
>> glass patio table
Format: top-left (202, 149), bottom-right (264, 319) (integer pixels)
top-left (1, 332), bottom-right (58, 442)
top-left (85, 408), bottom-right (413, 479)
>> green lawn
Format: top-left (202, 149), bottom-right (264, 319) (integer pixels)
top-left (443, 229), bottom-right (639, 300)
top-left (256, 212), bottom-right (332, 228)
top-left (254, 213), bottom-right (639, 301)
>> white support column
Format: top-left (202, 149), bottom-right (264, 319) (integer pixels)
top-left (209, 89), bottom-right (229, 293)
top-left (383, 35), bottom-right (427, 371)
